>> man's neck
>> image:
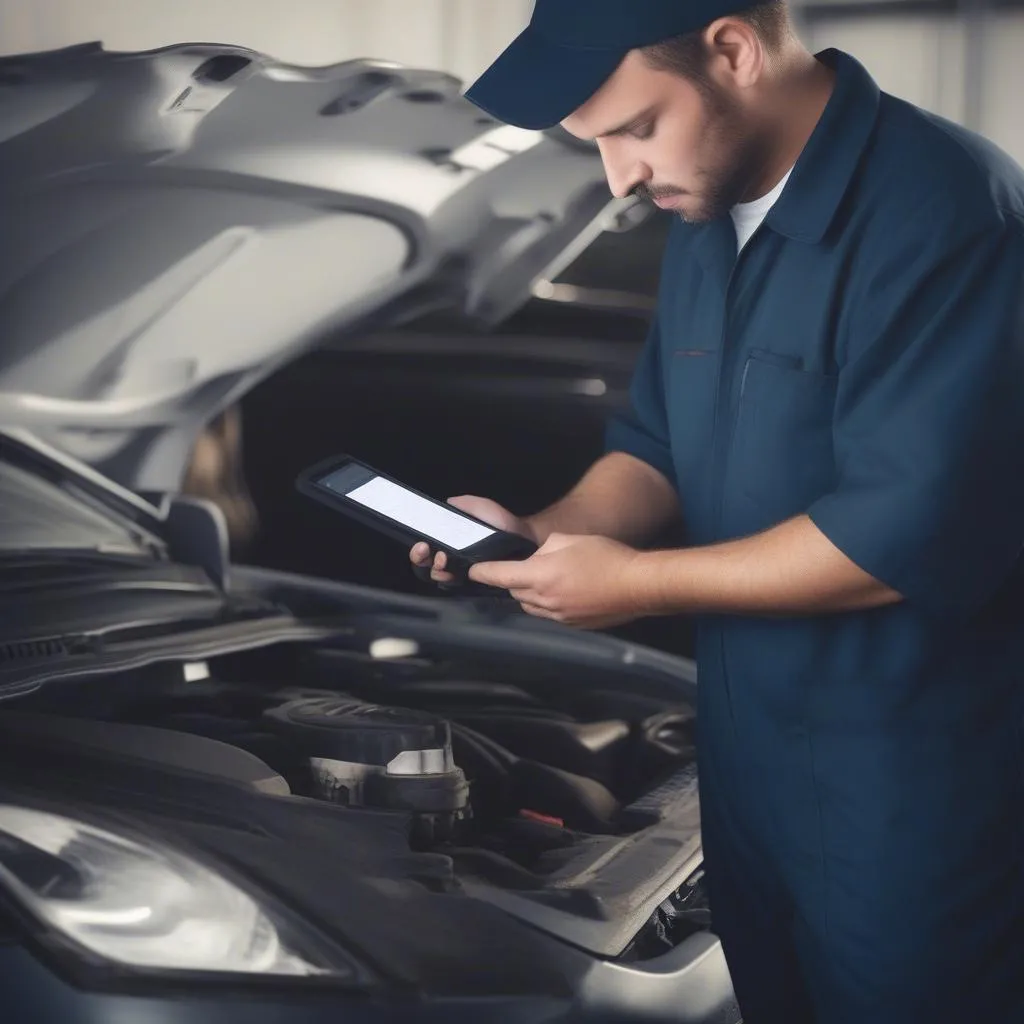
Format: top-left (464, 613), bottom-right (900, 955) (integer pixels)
top-left (742, 53), bottom-right (836, 202)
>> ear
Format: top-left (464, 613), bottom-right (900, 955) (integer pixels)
top-left (703, 18), bottom-right (765, 91)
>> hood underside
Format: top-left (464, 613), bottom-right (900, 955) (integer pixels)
top-left (0, 41), bottom-right (622, 491)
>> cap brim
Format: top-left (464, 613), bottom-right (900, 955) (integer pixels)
top-left (464, 26), bottom-right (627, 130)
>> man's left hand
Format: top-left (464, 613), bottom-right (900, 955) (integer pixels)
top-left (468, 533), bottom-right (647, 629)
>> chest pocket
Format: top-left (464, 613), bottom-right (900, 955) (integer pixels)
top-left (728, 350), bottom-right (838, 524)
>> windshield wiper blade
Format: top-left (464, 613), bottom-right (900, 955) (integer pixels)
top-left (0, 577), bottom-right (288, 655)
top-left (0, 547), bottom-right (159, 567)
top-left (0, 549), bottom-right (166, 591)
top-left (0, 551), bottom-right (213, 599)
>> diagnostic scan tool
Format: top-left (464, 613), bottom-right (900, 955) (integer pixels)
top-left (297, 455), bottom-right (537, 582)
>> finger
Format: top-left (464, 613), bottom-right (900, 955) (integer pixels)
top-left (429, 551), bottom-right (457, 584)
top-left (410, 542), bottom-right (431, 565)
top-left (469, 561), bottom-right (532, 589)
top-left (450, 498), bottom-right (506, 533)
top-left (447, 495), bottom-right (490, 518)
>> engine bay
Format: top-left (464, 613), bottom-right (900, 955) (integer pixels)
top-left (0, 633), bottom-right (708, 962)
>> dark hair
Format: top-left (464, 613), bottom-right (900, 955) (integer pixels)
top-left (642, 1), bottom-right (791, 89)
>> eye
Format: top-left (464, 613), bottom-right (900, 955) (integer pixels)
top-left (631, 121), bottom-right (656, 141)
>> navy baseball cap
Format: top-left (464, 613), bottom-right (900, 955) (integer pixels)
top-left (465, 0), bottom-right (757, 130)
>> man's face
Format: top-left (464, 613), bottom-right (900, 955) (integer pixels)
top-left (561, 49), bottom-right (770, 223)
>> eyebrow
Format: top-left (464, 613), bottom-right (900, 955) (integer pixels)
top-left (595, 105), bottom-right (659, 139)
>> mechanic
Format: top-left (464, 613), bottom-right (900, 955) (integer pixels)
top-left (411, 1), bottom-right (1024, 1021)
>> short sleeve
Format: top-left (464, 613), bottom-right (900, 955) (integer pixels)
top-left (605, 309), bottom-right (676, 487)
top-left (808, 217), bottom-right (1024, 617)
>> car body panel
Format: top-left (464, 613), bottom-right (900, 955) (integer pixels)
top-left (0, 42), bottom-right (620, 491)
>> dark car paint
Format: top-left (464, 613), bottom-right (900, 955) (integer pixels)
top-left (0, 548), bottom-right (739, 1023)
top-left (0, 937), bottom-right (741, 1024)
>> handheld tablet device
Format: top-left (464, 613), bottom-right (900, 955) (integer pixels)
top-left (296, 455), bottom-right (537, 579)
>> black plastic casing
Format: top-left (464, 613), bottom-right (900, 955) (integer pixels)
top-left (263, 698), bottom-right (449, 767)
top-left (296, 454), bottom-right (537, 579)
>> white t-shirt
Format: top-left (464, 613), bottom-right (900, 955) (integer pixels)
top-left (729, 167), bottom-right (793, 253)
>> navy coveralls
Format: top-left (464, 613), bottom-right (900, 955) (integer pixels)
top-left (607, 50), bottom-right (1024, 1022)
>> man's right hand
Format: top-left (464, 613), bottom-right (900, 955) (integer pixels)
top-left (409, 495), bottom-right (536, 587)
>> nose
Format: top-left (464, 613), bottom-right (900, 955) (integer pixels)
top-left (596, 140), bottom-right (651, 200)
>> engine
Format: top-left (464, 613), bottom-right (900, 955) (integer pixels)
top-left (0, 639), bottom-right (708, 962)
top-left (264, 696), bottom-right (470, 844)
top-left (0, 640), bottom-right (696, 853)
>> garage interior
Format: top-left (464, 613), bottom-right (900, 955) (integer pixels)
top-left (2, 0), bottom-right (1019, 654)
top-left (0, 3), bottom-right (1022, 1023)
top-left (2, 0), bottom-right (1020, 166)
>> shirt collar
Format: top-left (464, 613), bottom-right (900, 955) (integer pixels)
top-left (765, 49), bottom-right (881, 244)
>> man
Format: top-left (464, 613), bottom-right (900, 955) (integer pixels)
top-left (411, 1), bottom-right (1024, 1020)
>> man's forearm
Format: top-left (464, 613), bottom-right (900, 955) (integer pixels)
top-left (525, 452), bottom-right (679, 548)
top-left (629, 514), bottom-right (903, 616)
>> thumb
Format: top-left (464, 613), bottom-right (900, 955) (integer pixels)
top-left (446, 495), bottom-right (480, 510)
top-left (446, 495), bottom-right (511, 530)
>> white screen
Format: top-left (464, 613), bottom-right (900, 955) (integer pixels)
top-left (345, 476), bottom-right (495, 550)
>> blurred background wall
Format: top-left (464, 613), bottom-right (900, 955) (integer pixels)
top-left (0, 0), bottom-right (1020, 161)
top-left (798, 5), bottom-right (1023, 165)
top-left (0, 1), bottom-right (533, 83)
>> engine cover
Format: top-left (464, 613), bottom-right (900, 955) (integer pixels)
top-left (263, 697), bottom-right (469, 839)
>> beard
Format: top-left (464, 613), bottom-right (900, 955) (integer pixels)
top-left (689, 123), bottom-right (773, 223)
top-left (635, 90), bottom-right (773, 225)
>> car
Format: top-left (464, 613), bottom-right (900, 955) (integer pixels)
top-left (238, 189), bottom-right (690, 659)
top-left (0, 40), bottom-right (737, 1023)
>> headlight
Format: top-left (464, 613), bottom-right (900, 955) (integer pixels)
top-left (0, 805), bottom-right (335, 977)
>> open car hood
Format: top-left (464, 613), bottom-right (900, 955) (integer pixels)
top-left (0, 41), bottom-right (621, 491)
